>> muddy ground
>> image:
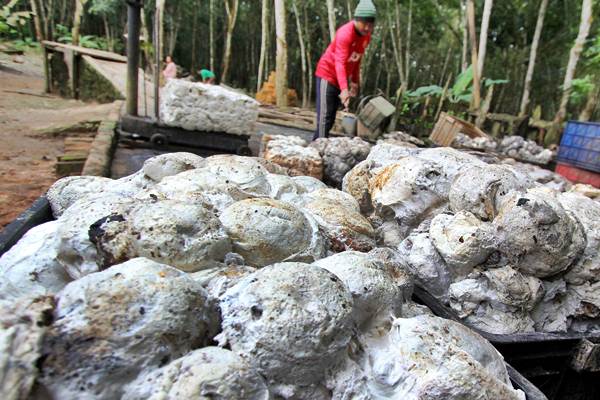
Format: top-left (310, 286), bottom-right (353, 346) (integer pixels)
top-left (0, 47), bottom-right (116, 228)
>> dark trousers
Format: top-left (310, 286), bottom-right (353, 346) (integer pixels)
top-left (313, 77), bottom-right (341, 141)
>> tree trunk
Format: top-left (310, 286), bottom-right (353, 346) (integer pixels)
top-left (477, 0), bottom-right (493, 80)
top-left (519, 0), bottom-right (549, 117)
top-left (221, 0), bottom-right (239, 84)
top-left (466, 0), bottom-right (481, 110)
top-left (209, 0), bottom-right (215, 72)
top-left (156, 0), bottom-right (165, 62)
top-left (72, 0), bottom-right (87, 46)
top-left (292, 0), bottom-right (308, 108)
top-left (326, 0), bottom-right (336, 42)
top-left (257, 0), bottom-right (269, 93)
top-left (29, 0), bottom-right (44, 41)
top-left (45, 0), bottom-right (54, 40)
top-left (439, 45), bottom-right (452, 86)
top-left (461, 0), bottom-right (468, 72)
top-left (553, 0), bottom-right (593, 125)
top-left (275, 0), bottom-right (288, 107)
top-left (405, 0), bottom-right (413, 87)
top-left (578, 81), bottom-right (599, 121)
top-left (140, 9), bottom-right (154, 74)
top-left (303, 2), bottom-right (313, 105)
top-left (190, 0), bottom-right (198, 74)
top-left (390, 4), bottom-right (405, 86)
top-left (346, 0), bottom-right (352, 20)
top-left (103, 16), bottom-right (114, 52)
top-left (166, 5), bottom-right (182, 57)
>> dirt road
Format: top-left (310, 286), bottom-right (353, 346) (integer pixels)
top-left (0, 48), bottom-right (116, 228)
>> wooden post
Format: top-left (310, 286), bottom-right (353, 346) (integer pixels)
top-left (476, 85), bottom-right (494, 128)
top-left (43, 45), bottom-right (51, 93)
top-left (466, 0), bottom-right (481, 110)
top-left (435, 74), bottom-right (452, 122)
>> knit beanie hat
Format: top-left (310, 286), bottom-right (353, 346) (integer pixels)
top-left (354, 0), bottom-right (377, 19)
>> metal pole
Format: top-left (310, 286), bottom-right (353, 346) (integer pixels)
top-left (126, 0), bottom-right (142, 116)
top-left (154, 3), bottom-right (161, 123)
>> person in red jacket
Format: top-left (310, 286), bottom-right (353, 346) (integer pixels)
top-left (314, 0), bottom-right (376, 140)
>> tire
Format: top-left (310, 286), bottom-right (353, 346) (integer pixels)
top-left (150, 133), bottom-right (168, 147)
top-left (236, 145), bottom-right (252, 156)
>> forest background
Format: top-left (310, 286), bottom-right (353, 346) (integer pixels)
top-left (2, 0), bottom-right (599, 142)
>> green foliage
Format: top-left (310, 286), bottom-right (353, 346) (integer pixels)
top-left (11, 37), bottom-right (39, 50)
top-left (569, 75), bottom-right (595, 105)
top-left (55, 24), bottom-right (109, 50)
top-left (89, 0), bottom-right (121, 16)
top-left (0, 0), bottom-right (32, 38)
top-left (406, 85), bottom-right (444, 98)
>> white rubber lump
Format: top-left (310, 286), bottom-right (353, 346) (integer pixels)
top-left (123, 347), bottom-right (269, 400)
top-left (55, 193), bottom-right (134, 280)
top-left (448, 164), bottom-right (533, 221)
top-left (37, 258), bottom-right (219, 400)
top-left (47, 176), bottom-right (125, 218)
top-left (448, 266), bottom-right (544, 334)
top-left (217, 262), bottom-right (354, 398)
top-left (219, 198), bottom-right (327, 267)
top-left (313, 251), bottom-right (408, 330)
top-left (328, 315), bottom-right (525, 400)
top-left (261, 134), bottom-right (324, 179)
top-left (0, 296), bottom-right (54, 400)
top-left (0, 221), bottom-right (71, 300)
top-left (89, 198), bottom-right (232, 272)
top-left (429, 211), bottom-right (496, 277)
top-left (493, 188), bottom-right (585, 278)
top-left (160, 80), bottom-right (259, 134)
top-left (499, 135), bottom-right (554, 165)
top-left (47, 152), bottom-right (206, 218)
top-left (369, 156), bottom-right (449, 245)
top-left (299, 188), bottom-right (376, 252)
top-left (310, 137), bottom-right (372, 188)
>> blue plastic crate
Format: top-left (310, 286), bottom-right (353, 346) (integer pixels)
top-left (556, 121), bottom-right (600, 173)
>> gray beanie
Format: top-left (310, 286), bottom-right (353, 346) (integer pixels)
top-left (354, 0), bottom-right (377, 19)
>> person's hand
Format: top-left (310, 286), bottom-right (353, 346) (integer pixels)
top-left (349, 82), bottom-right (359, 97)
top-left (340, 89), bottom-right (351, 109)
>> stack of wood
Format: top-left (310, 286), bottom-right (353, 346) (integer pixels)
top-left (258, 105), bottom-right (346, 136)
top-left (256, 72), bottom-right (298, 107)
top-left (56, 137), bottom-right (95, 177)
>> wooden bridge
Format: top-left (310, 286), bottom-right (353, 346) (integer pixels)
top-left (42, 41), bottom-right (154, 117)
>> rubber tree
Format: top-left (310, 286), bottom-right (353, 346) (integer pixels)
top-left (466, 0), bottom-right (481, 110)
top-left (551, 0), bottom-right (593, 141)
top-left (292, 0), bottom-right (308, 107)
top-left (477, 0), bottom-right (493, 80)
top-left (72, 0), bottom-right (88, 46)
top-left (275, 0), bottom-right (288, 107)
top-left (209, 0), bottom-right (215, 72)
top-left (221, 0), bottom-right (239, 83)
top-left (327, 0), bottom-right (336, 42)
top-left (155, 0), bottom-right (165, 62)
top-left (29, 0), bottom-right (44, 41)
top-left (519, 0), bottom-right (549, 117)
top-left (257, 0), bottom-right (269, 93)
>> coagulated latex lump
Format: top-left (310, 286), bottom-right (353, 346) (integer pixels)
top-left (494, 188), bottom-right (585, 278)
top-left (217, 262), bottom-right (354, 396)
top-left (219, 198), bottom-right (326, 267)
top-left (39, 258), bottom-right (219, 400)
top-left (123, 347), bottom-right (269, 400)
top-left (329, 315), bottom-right (525, 400)
top-left (89, 198), bottom-right (232, 272)
top-left (313, 251), bottom-right (407, 330)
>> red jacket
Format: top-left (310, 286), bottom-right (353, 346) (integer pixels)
top-left (315, 21), bottom-right (371, 91)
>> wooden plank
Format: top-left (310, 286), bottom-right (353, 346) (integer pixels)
top-left (42, 40), bottom-right (127, 63)
top-left (505, 364), bottom-right (549, 400)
